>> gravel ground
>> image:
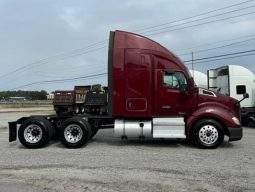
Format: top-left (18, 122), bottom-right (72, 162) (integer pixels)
top-left (0, 109), bottom-right (255, 192)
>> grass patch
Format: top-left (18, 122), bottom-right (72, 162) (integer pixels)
top-left (0, 101), bottom-right (52, 109)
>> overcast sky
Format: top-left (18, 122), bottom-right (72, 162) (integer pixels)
top-left (0, 0), bottom-right (254, 92)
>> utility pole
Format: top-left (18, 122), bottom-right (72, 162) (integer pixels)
top-left (191, 52), bottom-right (194, 78)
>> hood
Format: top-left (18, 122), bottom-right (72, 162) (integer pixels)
top-left (197, 88), bottom-right (240, 116)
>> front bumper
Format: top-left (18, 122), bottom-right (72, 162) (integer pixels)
top-left (228, 127), bottom-right (242, 141)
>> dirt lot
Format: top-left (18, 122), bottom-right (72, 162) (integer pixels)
top-left (0, 109), bottom-right (255, 192)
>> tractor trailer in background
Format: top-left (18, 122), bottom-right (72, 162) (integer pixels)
top-left (208, 65), bottom-right (255, 126)
top-left (9, 30), bottom-right (247, 149)
top-left (189, 70), bottom-right (207, 89)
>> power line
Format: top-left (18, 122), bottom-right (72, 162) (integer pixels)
top-left (135, 0), bottom-right (254, 33)
top-left (11, 49), bottom-right (255, 90)
top-left (0, 44), bottom-right (108, 86)
top-left (175, 33), bottom-right (255, 52)
top-left (185, 52), bottom-right (255, 66)
top-left (184, 49), bottom-right (255, 63)
top-left (13, 49), bottom-right (255, 89)
top-left (178, 36), bottom-right (255, 56)
top-left (0, 40), bottom-right (108, 79)
top-left (11, 72), bottom-right (107, 90)
top-left (141, 5), bottom-right (255, 35)
top-left (146, 11), bottom-right (255, 36)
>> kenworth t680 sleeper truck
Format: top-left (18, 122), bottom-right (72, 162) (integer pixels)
top-left (9, 30), bottom-right (246, 149)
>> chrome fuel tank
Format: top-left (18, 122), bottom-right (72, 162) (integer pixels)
top-left (114, 119), bottom-right (152, 138)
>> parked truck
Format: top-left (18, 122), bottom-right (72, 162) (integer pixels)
top-left (53, 85), bottom-right (107, 115)
top-left (9, 30), bottom-right (247, 149)
top-left (208, 65), bottom-right (255, 126)
top-left (189, 69), bottom-right (207, 89)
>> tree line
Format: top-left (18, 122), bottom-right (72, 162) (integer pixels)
top-left (0, 90), bottom-right (48, 100)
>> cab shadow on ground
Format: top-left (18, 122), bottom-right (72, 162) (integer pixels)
top-left (50, 136), bottom-right (234, 149)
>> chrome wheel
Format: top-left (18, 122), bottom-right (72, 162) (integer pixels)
top-left (64, 124), bottom-right (83, 143)
top-left (24, 124), bottom-right (43, 143)
top-left (198, 125), bottom-right (219, 145)
top-left (60, 117), bottom-right (91, 148)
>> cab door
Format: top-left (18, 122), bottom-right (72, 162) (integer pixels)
top-left (154, 68), bottom-right (196, 117)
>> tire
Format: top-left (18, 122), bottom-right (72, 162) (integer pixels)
top-left (241, 116), bottom-right (248, 126)
top-left (60, 117), bottom-right (91, 148)
top-left (191, 119), bottom-right (224, 149)
top-left (18, 117), bottom-right (53, 148)
top-left (246, 114), bottom-right (255, 127)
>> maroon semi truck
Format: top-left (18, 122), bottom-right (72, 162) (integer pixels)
top-left (9, 30), bottom-right (246, 149)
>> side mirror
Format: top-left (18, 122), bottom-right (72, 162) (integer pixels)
top-left (243, 93), bottom-right (249, 99)
top-left (237, 92), bottom-right (249, 105)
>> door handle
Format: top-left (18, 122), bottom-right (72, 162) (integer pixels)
top-left (128, 102), bottom-right (132, 109)
top-left (161, 105), bottom-right (171, 110)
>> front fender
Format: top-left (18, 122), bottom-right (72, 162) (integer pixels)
top-left (186, 105), bottom-right (240, 138)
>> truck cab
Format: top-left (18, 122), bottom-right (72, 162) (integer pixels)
top-left (109, 31), bottom-right (242, 148)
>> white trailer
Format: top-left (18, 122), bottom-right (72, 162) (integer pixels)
top-left (189, 69), bottom-right (208, 89)
top-left (208, 65), bottom-right (255, 126)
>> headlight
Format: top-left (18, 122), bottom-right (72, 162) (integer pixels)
top-left (232, 117), bottom-right (240, 126)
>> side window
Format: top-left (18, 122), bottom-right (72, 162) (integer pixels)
top-left (163, 71), bottom-right (188, 90)
top-left (236, 85), bottom-right (246, 94)
top-left (163, 73), bottom-right (172, 86)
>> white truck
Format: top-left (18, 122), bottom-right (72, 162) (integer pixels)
top-left (208, 65), bottom-right (255, 126)
top-left (189, 69), bottom-right (208, 89)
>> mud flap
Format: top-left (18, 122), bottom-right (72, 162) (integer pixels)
top-left (9, 122), bottom-right (17, 142)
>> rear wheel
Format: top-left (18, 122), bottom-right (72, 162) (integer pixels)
top-left (18, 117), bottom-right (53, 148)
top-left (60, 117), bottom-right (91, 148)
top-left (191, 119), bottom-right (224, 149)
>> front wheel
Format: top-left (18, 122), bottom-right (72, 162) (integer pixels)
top-left (191, 119), bottom-right (224, 149)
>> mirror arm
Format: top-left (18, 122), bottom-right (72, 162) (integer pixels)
top-left (236, 93), bottom-right (249, 105)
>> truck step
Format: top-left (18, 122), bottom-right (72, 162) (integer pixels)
top-left (152, 118), bottom-right (186, 139)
